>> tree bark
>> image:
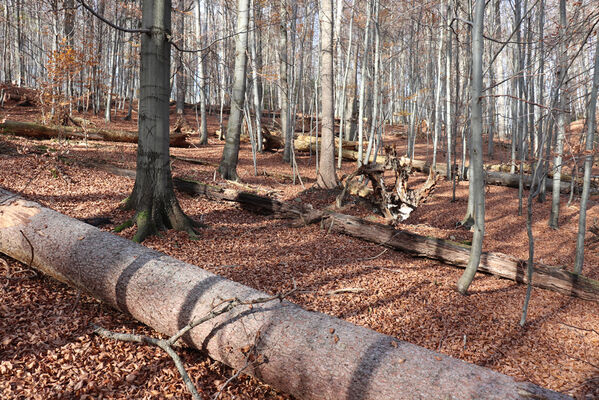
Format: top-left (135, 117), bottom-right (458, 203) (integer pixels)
top-left (124, 0), bottom-right (198, 242)
top-left (549, 0), bottom-right (567, 229)
top-left (218, 0), bottom-right (250, 180)
top-left (279, 0), bottom-right (292, 163)
top-left (194, 0), bottom-right (209, 145)
top-left (457, 0), bottom-right (485, 295)
top-left (0, 188), bottom-right (571, 400)
top-left (573, 33), bottom-right (599, 274)
top-left (316, 0), bottom-right (337, 188)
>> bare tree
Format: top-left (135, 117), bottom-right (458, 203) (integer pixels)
top-left (125, 0), bottom-right (200, 242)
top-left (317, 0), bottom-right (337, 188)
top-left (218, 0), bottom-right (250, 180)
top-left (457, 0), bottom-right (485, 295)
top-left (573, 32), bottom-right (599, 274)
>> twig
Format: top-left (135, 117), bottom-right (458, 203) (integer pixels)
top-left (93, 283), bottom-right (298, 399)
top-left (357, 247), bottom-right (389, 261)
top-left (559, 322), bottom-right (599, 337)
top-left (362, 265), bottom-right (404, 273)
top-left (326, 288), bottom-right (365, 295)
top-left (93, 325), bottom-right (202, 399)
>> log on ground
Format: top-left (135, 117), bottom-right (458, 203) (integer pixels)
top-left (0, 188), bottom-right (568, 400)
top-left (336, 148), bottom-right (588, 194)
top-left (323, 212), bottom-right (599, 303)
top-left (0, 120), bottom-right (190, 147)
top-left (166, 176), bottom-right (599, 304)
top-left (70, 159), bottom-right (599, 304)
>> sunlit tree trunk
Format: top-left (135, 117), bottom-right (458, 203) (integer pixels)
top-left (457, 0), bottom-right (485, 295)
top-left (356, 0), bottom-right (372, 166)
top-left (218, 0), bottom-right (250, 180)
top-left (194, 0), bottom-right (209, 144)
top-left (175, 0), bottom-right (186, 116)
top-left (317, 0), bottom-right (337, 188)
top-left (549, 0), bottom-right (567, 229)
top-left (573, 34), bottom-right (599, 274)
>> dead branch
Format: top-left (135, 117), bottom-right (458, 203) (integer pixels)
top-left (93, 285), bottom-right (298, 399)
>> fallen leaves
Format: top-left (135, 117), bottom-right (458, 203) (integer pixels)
top-left (0, 106), bottom-right (598, 399)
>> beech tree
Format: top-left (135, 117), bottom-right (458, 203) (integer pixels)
top-left (218, 0), bottom-right (250, 180)
top-left (316, 0), bottom-right (337, 188)
top-left (124, 0), bottom-right (200, 242)
top-left (457, 0), bottom-right (485, 295)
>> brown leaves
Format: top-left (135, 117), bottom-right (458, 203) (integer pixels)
top-left (1, 105), bottom-right (598, 399)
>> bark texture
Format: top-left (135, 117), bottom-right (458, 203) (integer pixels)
top-left (316, 0), bottom-right (337, 188)
top-left (218, 0), bottom-right (250, 180)
top-left (0, 188), bottom-right (570, 400)
top-left (125, 0), bottom-right (197, 242)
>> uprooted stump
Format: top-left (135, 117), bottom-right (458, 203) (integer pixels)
top-left (0, 188), bottom-right (569, 400)
top-left (337, 146), bottom-right (437, 223)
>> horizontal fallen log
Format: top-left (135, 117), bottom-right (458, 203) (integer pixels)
top-left (0, 120), bottom-right (190, 147)
top-left (323, 212), bottom-right (599, 303)
top-left (0, 189), bottom-right (568, 399)
top-left (81, 157), bottom-right (599, 304)
top-left (335, 148), bottom-right (589, 194)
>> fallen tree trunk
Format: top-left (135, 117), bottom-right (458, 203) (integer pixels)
top-left (0, 120), bottom-right (190, 147)
top-left (335, 149), bottom-right (588, 193)
top-left (323, 213), bottom-right (599, 303)
top-left (84, 159), bottom-right (599, 304)
top-left (0, 189), bottom-right (567, 400)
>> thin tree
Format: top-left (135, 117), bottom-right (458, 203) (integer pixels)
top-left (457, 0), bottom-right (485, 295)
top-left (218, 0), bottom-right (250, 180)
top-left (573, 33), bottom-right (599, 275)
top-left (317, 0), bottom-right (338, 188)
top-left (549, 0), bottom-right (567, 229)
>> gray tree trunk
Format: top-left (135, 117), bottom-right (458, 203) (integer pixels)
top-left (317, 0), bottom-right (337, 188)
top-left (457, 0), bottom-right (485, 295)
top-left (175, 0), bottom-right (186, 116)
top-left (573, 34), bottom-right (599, 274)
top-left (249, 0), bottom-right (263, 152)
top-left (280, 0), bottom-right (292, 163)
top-left (194, 0), bottom-right (209, 144)
top-left (125, 0), bottom-right (198, 243)
top-left (218, 0), bottom-right (250, 180)
top-left (549, 0), bottom-right (567, 229)
top-left (356, 0), bottom-right (372, 165)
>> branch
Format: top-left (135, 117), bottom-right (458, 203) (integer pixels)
top-left (75, 0), bottom-right (149, 34)
top-left (93, 284), bottom-right (298, 399)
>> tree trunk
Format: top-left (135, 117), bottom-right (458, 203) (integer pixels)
top-left (573, 34), bottom-right (599, 274)
top-left (0, 120), bottom-right (190, 147)
top-left (0, 189), bottom-right (569, 400)
top-left (124, 0), bottom-right (198, 243)
top-left (316, 0), bottom-right (337, 188)
top-left (218, 0), bottom-right (250, 181)
top-left (457, 0), bottom-right (485, 295)
top-left (279, 0), bottom-right (292, 163)
top-left (194, 0), bottom-right (209, 145)
top-left (549, 0), bottom-right (567, 229)
top-left (175, 0), bottom-right (186, 116)
top-left (356, 0), bottom-right (372, 165)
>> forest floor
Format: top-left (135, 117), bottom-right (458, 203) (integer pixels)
top-left (1, 89), bottom-right (598, 399)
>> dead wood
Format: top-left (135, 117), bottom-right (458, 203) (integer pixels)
top-left (79, 159), bottom-right (599, 304)
top-left (0, 188), bottom-right (569, 400)
top-left (322, 212), bottom-right (599, 304)
top-left (0, 120), bottom-right (191, 147)
top-left (337, 146), bottom-right (437, 223)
